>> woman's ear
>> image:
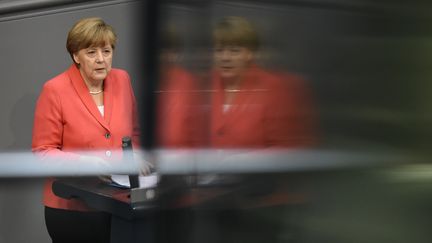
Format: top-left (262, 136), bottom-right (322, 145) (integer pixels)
top-left (246, 49), bottom-right (254, 62)
top-left (72, 53), bottom-right (80, 65)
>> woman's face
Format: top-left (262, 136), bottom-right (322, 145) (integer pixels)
top-left (73, 44), bottom-right (113, 84)
top-left (214, 45), bottom-right (253, 81)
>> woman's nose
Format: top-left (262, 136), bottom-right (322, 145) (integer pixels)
top-left (221, 50), bottom-right (232, 60)
top-left (95, 50), bottom-right (104, 63)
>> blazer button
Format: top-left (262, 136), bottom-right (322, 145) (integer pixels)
top-left (105, 133), bottom-right (111, 139)
top-left (105, 150), bottom-right (112, 157)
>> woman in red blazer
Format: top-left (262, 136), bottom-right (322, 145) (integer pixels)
top-left (32, 17), bottom-right (140, 243)
top-left (211, 16), bottom-right (316, 148)
top-left (198, 16), bottom-right (318, 243)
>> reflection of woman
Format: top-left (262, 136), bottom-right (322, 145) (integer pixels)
top-left (156, 27), bottom-right (203, 148)
top-left (211, 16), bottom-right (316, 148)
top-left (32, 17), bottom-right (140, 242)
top-left (207, 17), bottom-right (317, 243)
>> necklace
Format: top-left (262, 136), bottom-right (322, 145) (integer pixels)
top-left (89, 90), bottom-right (103, 95)
top-left (224, 89), bottom-right (241, 92)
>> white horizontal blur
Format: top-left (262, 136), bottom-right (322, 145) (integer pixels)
top-left (154, 149), bottom-right (424, 174)
top-left (0, 151), bottom-right (141, 177)
top-left (0, 149), bottom-right (425, 177)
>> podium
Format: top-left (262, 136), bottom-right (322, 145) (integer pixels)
top-left (52, 174), bottom-right (301, 243)
top-left (52, 178), bottom-right (159, 243)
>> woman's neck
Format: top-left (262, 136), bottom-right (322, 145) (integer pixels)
top-left (222, 76), bottom-right (243, 91)
top-left (80, 70), bottom-right (103, 92)
top-left (85, 80), bottom-right (104, 93)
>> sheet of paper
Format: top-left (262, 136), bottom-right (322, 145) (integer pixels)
top-left (110, 173), bottom-right (158, 189)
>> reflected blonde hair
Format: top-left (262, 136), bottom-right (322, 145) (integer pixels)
top-left (66, 17), bottom-right (117, 63)
top-left (213, 16), bottom-right (259, 51)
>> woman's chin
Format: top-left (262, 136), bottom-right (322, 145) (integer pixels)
top-left (220, 71), bottom-right (238, 80)
top-left (91, 73), bottom-right (108, 82)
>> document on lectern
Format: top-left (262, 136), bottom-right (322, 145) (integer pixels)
top-left (109, 173), bottom-right (159, 189)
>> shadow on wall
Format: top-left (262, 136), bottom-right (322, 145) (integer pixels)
top-left (8, 93), bottom-right (38, 151)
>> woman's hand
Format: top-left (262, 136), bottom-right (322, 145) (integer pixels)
top-left (98, 175), bottom-right (112, 184)
top-left (79, 155), bottom-right (113, 182)
top-left (133, 151), bottom-right (155, 176)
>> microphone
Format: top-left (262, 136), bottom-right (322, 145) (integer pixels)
top-left (122, 136), bottom-right (139, 188)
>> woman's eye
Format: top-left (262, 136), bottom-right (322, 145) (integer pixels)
top-left (102, 48), bottom-right (112, 56)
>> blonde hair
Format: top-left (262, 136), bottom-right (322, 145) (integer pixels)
top-left (66, 17), bottom-right (117, 63)
top-left (213, 16), bottom-right (259, 51)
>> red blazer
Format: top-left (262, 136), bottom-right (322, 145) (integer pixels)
top-left (210, 65), bottom-right (316, 148)
top-left (32, 64), bottom-right (140, 211)
top-left (156, 65), bottom-right (205, 148)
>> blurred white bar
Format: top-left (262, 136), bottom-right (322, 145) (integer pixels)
top-left (0, 149), bottom-right (423, 177)
top-left (0, 151), bottom-right (140, 177)
top-left (155, 149), bottom-right (421, 174)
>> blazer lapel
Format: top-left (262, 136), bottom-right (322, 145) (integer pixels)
top-left (67, 64), bottom-right (111, 131)
top-left (211, 73), bottom-right (226, 128)
top-left (103, 74), bottom-right (113, 125)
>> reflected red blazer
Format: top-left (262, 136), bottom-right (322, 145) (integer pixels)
top-left (210, 65), bottom-right (317, 148)
top-left (32, 64), bottom-right (140, 211)
top-left (156, 65), bottom-right (204, 148)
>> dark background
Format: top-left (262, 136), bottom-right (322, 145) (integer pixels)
top-left (0, 0), bottom-right (430, 242)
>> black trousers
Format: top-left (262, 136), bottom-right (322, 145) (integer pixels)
top-left (45, 206), bottom-right (111, 243)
